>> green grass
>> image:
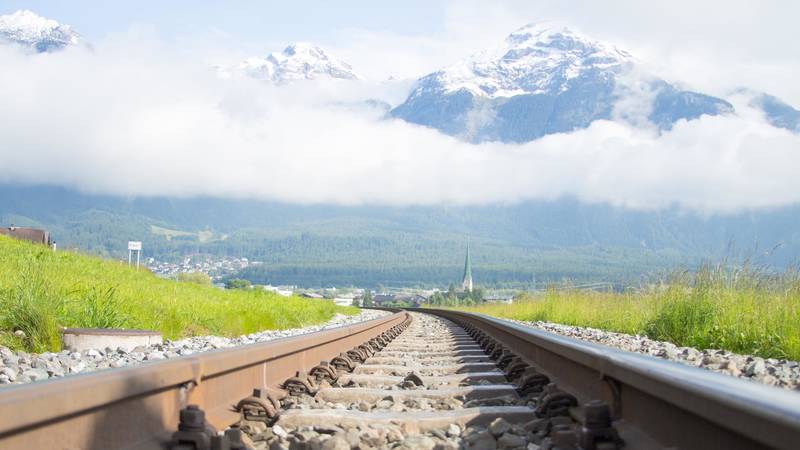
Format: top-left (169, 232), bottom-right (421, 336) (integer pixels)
top-left (455, 266), bottom-right (800, 361)
top-left (0, 236), bottom-right (357, 353)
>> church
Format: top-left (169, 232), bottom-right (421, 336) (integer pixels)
top-left (461, 241), bottom-right (473, 292)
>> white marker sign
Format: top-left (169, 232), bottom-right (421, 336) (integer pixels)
top-left (128, 241), bottom-right (142, 251)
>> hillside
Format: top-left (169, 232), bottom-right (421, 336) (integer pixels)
top-left (0, 235), bottom-right (353, 352)
top-left (3, 185), bottom-right (799, 288)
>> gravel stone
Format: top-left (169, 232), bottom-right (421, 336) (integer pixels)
top-left (22, 368), bottom-right (49, 382)
top-left (446, 424), bottom-right (461, 437)
top-left (321, 436), bottom-right (349, 450)
top-left (396, 435), bottom-right (436, 450)
top-left (386, 429), bottom-right (404, 443)
top-left (0, 310), bottom-right (390, 388)
top-left (271, 424), bottom-right (289, 439)
top-left (344, 428), bottom-right (361, 447)
top-left (0, 367), bottom-right (17, 382)
top-left (465, 430), bottom-right (497, 450)
top-left (497, 432), bottom-right (526, 449)
top-left (489, 418), bottom-right (512, 437)
top-left (745, 359), bottom-right (767, 377)
top-left (3, 355), bottom-right (20, 365)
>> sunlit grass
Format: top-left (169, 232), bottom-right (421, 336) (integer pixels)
top-left (457, 266), bottom-right (800, 360)
top-left (0, 236), bottom-right (356, 352)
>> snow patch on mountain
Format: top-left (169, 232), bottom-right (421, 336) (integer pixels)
top-left (224, 43), bottom-right (359, 84)
top-left (433, 21), bottom-right (632, 99)
top-left (0, 10), bottom-right (79, 52)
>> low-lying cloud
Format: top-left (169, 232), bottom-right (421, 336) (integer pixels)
top-left (0, 38), bottom-right (798, 214)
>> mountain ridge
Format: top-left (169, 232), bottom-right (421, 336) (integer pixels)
top-left (223, 42), bottom-right (359, 84)
top-left (391, 22), bottom-right (734, 142)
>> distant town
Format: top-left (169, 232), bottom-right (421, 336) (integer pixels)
top-left (143, 242), bottom-right (516, 307)
top-left (146, 255), bottom-right (258, 282)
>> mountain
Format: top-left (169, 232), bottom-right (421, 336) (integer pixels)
top-left (751, 93), bottom-right (800, 132)
top-left (226, 43), bottom-right (359, 84)
top-left (391, 22), bottom-right (733, 143)
top-left (0, 10), bottom-right (79, 52)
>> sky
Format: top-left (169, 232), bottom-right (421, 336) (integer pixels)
top-left (4, 0), bottom-right (798, 103)
top-left (0, 1), bottom-right (798, 213)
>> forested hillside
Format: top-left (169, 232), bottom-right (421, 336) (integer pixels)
top-left (2, 185), bottom-right (796, 288)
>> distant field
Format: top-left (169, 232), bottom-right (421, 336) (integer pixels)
top-left (150, 225), bottom-right (224, 243)
top-left (0, 236), bottom-right (356, 353)
top-left (455, 267), bottom-right (800, 361)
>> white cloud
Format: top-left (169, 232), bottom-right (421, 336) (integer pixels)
top-left (0, 33), bottom-right (798, 214)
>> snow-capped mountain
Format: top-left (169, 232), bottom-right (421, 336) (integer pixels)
top-left (433, 22), bottom-right (632, 99)
top-left (391, 22), bottom-right (733, 143)
top-left (229, 43), bottom-right (358, 84)
top-left (0, 10), bottom-right (79, 52)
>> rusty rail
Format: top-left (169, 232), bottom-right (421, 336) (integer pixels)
top-left (0, 311), bottom-right (408, 450)
top-left (421, 308), bottom-right (800, 450)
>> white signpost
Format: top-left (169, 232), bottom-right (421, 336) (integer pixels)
top-left (128, 241), bottom-right (142, 269)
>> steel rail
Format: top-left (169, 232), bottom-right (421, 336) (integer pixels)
top-left (421, 308), bottom-right (800, 450)
top-left (0, 311), bottom-right (407, 450)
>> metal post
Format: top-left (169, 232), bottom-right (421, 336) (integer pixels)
top-left (136, 249), bottom-right (140, 270)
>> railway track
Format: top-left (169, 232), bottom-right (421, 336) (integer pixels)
top-left (1, 309), bottom-right (799, 449)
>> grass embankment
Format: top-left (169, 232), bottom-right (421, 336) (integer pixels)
top-left (0, 236), bottom-right (356, 353)
top-left (457, 267), bottom-right (800, 361)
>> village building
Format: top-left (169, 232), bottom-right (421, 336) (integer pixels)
top-left (0, 225), bottom-right (53, 247)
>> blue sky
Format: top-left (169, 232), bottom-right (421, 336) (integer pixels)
top-left (1, 1), bottom-right (446, 42)
top-left (3, 0), bottom-right (798, 104)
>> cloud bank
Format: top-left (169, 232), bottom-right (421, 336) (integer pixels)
top-left (0, 37), bottom-right (798, 214)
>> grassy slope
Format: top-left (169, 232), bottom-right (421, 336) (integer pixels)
top-left (455, 267), bottom-right (800, 361)
top-left (0, 236), bottom-right (356, 352)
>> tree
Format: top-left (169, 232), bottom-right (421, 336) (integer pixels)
top-left (225, 278), bottom-right (251, 290)
top-left (469, 286), bottom-right (485, 303)
top-left (351, 297), bottom-right (360, 307)
top-left (428, 292), bottom-right (445, 306)
top-left (447, 283), bottom-right (457, 304)
top-left (362, 290), bottom-right (374, 307)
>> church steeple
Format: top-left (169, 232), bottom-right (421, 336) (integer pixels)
top-left (462, 240), bottom-right (473, 292)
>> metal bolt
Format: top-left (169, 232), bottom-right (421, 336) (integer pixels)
top-left (225, 429), bottom-right (245, 449)
top-left (584, 400), bottom-right (612, 429)
top-left (178, 405), bottom-right (206, 432)
top-left (551, 423), bottom-right (578, 449)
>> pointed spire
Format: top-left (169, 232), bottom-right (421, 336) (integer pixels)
top-left (462, 239), bottom-right (473, 292)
